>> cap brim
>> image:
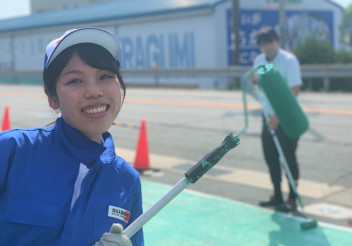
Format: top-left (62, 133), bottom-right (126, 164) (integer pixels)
top-left (46, 28), bottom-right (120, 68)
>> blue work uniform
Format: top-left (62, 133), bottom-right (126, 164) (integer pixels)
top-left (0, 117), bottom-right (144, 246)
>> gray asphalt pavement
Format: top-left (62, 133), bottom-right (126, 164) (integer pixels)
top-left (1, 84), bottom-right (351, 229)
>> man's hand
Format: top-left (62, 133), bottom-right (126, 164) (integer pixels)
top-left (95, 223), bottom-right (132, 246)
top-left (249, 73), bottom-right (257, 83)
top-left (268, 115), bottom-right (279, 130)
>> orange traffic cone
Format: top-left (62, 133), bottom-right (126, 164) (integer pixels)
top-left (134, 120), bottom-right (150, 172)
top-left (1, 106), bottom-right (10, 131)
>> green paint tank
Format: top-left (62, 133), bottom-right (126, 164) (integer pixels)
top-left (257, 64), bottom-right (309, 138)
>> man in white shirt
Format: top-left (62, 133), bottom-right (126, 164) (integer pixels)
top-left (252, 26), bottom-right (302, 212)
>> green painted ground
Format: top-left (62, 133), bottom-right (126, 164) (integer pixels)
top-left (141, 179), bottom-right (352, 246)
top-left (0, 76), bottom-right (42, 85)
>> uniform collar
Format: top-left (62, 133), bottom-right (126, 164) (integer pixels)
top-left (270, 48), bottom-right (283, 64)
top-left (56, 117), bottom-right (116, 167)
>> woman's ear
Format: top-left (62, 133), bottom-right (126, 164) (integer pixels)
top-left (45, 88), bottom-right (60, 110)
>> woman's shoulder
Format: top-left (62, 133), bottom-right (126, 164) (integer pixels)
top-left (111, 155), bottom-right (140, 179)
top-left (0, 125), bottom-right (55, 143)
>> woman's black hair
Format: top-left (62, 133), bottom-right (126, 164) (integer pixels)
top-left (43, 43), bottom-right (126, 100)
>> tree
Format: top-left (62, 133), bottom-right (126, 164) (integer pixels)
top-left (340, 3), bottom-right (352, 46)
top-left (294, 36), bottom-right (334, 64)
top-left (294, 36), bottom-right (334, 91)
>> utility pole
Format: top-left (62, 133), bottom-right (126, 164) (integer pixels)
top-left (232, 0), bottom-right (240, 65)
top-left (278, 0), bottom-right (286, 48)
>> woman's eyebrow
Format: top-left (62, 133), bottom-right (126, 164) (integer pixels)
top-left (61, 69), bottom-right (84, 77)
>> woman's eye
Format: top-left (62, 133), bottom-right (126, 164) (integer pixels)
top-left (100, 74), bottom-right (110, 80)
top-left (100, 74), bottom-right (115, 80)
top-left (66, 79), bottom-right (81, 85)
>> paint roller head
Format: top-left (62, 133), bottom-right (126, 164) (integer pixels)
top-left (300, 219), bottom-right (318, 230)
top-left (185, 133), bottom-right (240, 183)
top-left (257, 64), bottom-right (309, 138)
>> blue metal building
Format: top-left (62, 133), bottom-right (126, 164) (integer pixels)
top-left (0, 0), bottom-right (344, 87)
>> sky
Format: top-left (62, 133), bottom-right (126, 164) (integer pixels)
top-left (0, 0), bottom-right (351, 20)
top-left (0, 0), bottom-right (30, 20)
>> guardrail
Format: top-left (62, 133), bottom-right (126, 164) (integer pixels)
top-left (1, 64), bottom-right (351, 90)
top-left (123, 64), bottom-right (352, 78)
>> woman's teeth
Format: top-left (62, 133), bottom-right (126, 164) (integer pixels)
top-left (84, 105), bottom-right (107, 114)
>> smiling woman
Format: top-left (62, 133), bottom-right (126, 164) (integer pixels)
top-left (44, 43), bottom-right (125, 143)
top-left (0, 27), bottom-right (144, 246)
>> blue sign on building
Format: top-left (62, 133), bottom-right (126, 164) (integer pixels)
top-left (227, 9), bottom-right (333, 66)
top-left (119, 32), bottom-right (195, 69)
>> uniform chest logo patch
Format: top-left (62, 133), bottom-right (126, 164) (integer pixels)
top-left (108, 205), bottom-right (131, 223)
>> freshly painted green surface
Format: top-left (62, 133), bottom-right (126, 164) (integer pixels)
top-left (18, 76), bottom-right (42, 85)
top-left (0, 76), bottom-right (42, 85)
top-left (141, 179), bottom-right (352, 246)
top-left (0, 76), bottom-right (15, 83)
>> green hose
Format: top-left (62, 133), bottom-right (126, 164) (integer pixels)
top-left (238, 66), bottom-right (257, 136)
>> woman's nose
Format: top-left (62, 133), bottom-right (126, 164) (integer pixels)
top-left (84, 81), bottom-right (103, 98)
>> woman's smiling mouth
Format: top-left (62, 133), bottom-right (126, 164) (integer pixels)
top-left (82, 105), bottom-right (109, 115)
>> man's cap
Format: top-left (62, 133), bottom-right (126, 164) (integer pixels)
top-left (44, 27), bottom-right (120, 70)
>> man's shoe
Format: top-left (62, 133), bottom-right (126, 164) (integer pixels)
top-left (276, 199), bottom-right (297, 212)
top-left (286, 198), bottom-right (297, 208)
top-left (259, 196), bottom-right (283, 207)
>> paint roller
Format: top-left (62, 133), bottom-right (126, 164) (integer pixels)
top-left (257, 64), bottom-right (309, 139)
top-left (255, 64), bottom-right (317, 230)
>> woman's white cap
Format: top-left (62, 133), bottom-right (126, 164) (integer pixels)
top-left (44, 27), bottom-right (120, 70)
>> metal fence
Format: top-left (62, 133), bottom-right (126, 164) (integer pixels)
top-left (1, 64), bottom-right (351, 91)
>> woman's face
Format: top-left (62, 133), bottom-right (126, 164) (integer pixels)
top-left (48, 53), bottom-right (122, 143)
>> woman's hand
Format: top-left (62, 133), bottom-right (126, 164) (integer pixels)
top-left (95, 223), bottom-right (132, 246)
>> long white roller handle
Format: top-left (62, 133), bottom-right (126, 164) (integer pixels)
top-left (270, 128), bottom-right (303, 209)
top-left (123, 133), bottom-right (240, 238)
top-left (254, 84), bottom-right (304, 209)
top-left (123, 178), bottom-right (190, 238)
